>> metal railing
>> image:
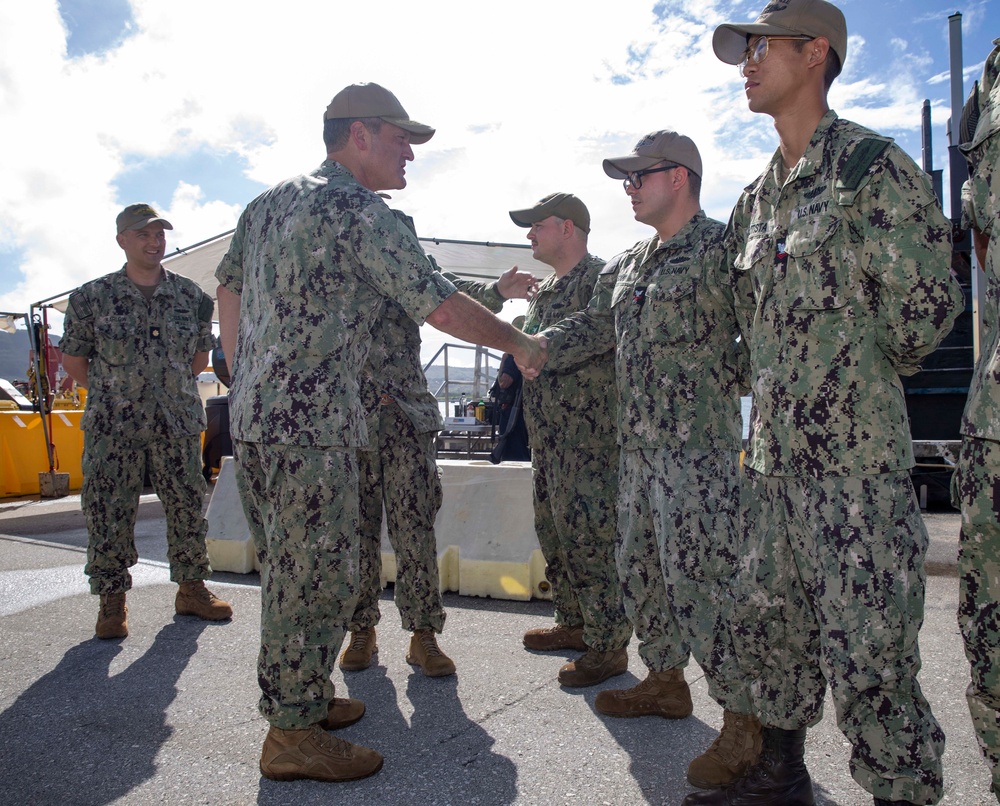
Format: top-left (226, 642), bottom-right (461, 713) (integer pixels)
top-left (423, 343), bottom-right (503, 416)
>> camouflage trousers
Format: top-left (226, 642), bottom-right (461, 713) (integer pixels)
top-left (736, 468), bottom-right (944, 804)
top-left (953, 435), bottom-right (1000, 797)
top-left (532, 440), bottom-right (630, 652)
top-left (233, 440), bottom-right (360, 729)
top-left (82, 431), bottom-right (210, 594)
top-left (617, 447), bottom-right (748, 712)
top-left (350, 402), bottom-right (445, 634)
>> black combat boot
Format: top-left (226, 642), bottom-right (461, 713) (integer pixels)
top-left (680, 727), bottom-right (814, 805)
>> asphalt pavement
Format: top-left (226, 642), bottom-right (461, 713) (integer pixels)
top-left (0, 493), bottom-right (993, 806)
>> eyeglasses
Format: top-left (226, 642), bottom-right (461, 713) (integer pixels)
top-left (623, 164), bottom-right (678, 190)
top-left (739, 35), bottom-right (814, 73)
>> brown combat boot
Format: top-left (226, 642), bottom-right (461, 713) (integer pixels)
top-left (339, 628), bottom-right (377, 671)
top-left (558, 648), bottom-right (628, 687)
top-left (319, 697), bottom-right (366, 730)
top-left (523, 624), bottom-right (587, 651)
top-left (406, 629), bottom-right (456, 677)
top-left (95, 592), bottom-right (128, 639)
top-left (680, 727), bottom-right (813, 805)
top-left (175, 580), bottom-right (233, 621)
top-left (595, 668), bottom-right (693, 718)
top-left (687, 710), bottom-right (763, 789)
top-left (259, 724), bottom-right (383, 782)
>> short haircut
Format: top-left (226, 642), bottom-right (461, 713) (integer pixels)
top-left (794, 39), bottom-right (841, 91)
top-left (323, 116), bottom-right (383, 151)
top-left (685, 168), bottom-right (702, 201)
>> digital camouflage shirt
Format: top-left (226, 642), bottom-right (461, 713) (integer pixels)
top-left (727, 110), bottom-right (964, 477)
top-left (358, 209), bottom-right (505, 439)
top-left (520, 253), bottom-right (617, 451)
top-left (60, 267), bottom-right (214, 440)
top-left (540, 214), bottom-right (747, 452)
top-left (960, 40), bottom-right (1000, 442)
top-left (215, 160), bottom-right (456, 449)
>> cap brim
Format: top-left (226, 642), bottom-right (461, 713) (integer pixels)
top-left (602, 155), bottom-right (663, 179)
top-left (126, 217), bottom-right (173, 232)
top-left (712, 22), bottom-right (800, 64)
top-left (383, 117), bottom-right (435, 145)
top-left (508, 210), bottom-right (534, 228)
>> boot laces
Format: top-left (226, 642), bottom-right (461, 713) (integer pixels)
top-left (727, 741), bottom-right (778, 794)
top-left (348, 630), bottom-right (372, 651)
top-left (101, 593), bottom-right (125, 618)
top-left (308, 726), bottom-right (352, 757)
top-left (417, 631), bottom-right (443, 656)
top-left (709, 713), bottom-right (752, 761)
top-left (183, 581), bottom-right (218, 604)
top-left (628, 675), bottom-right (662, 695)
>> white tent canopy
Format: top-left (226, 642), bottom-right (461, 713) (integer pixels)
top-left (36, 232), bottom-right (553, 316)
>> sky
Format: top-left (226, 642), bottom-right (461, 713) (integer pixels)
top-left (0, 0), bottom-right (997, 367)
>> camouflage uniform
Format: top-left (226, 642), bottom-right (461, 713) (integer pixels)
top-left (541, 214), bottom-right (749, 710)
top-left (60, 268), bottom-right (215, 595)
top-left (351, 215), bottom-right (506, 635)
top-left (215, 160), bottom-right (455, 729)
top-left (519, 253), bottom-right (630, 653)
top-left (727, 110), bottom-right (963, 804)
top-left (954, 40), bottom-right (1000, 799)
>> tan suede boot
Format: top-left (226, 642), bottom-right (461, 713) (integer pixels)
top-left (259, 724), bottom-right (383, 782)
top-left (339, 628), bottom-right (377, 671)
top-left (687, 710), bottom-right (763, 789)
top-left (406, 629), bottom-right (456, 677)
top-left (175, 580), bottom-right (233, 621)
top-left (595, 668), bottom-right (693, 718)
top-left (95, 592), bottom-right (128, 640)
top-left (523, 624), bottom-right (587, 651)
top-left (319, 697), bottom-right (366, 730)
top-left (557, 648), bottom-right (628, 687)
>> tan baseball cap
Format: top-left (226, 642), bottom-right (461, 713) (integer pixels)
top-left (603, 130), bottom-right (703, 179)
top-left (509, 193), bottom-right (590, 233)
top-left (713, 0), bottom-right (847, 73)
top-left (116, 203), bottom-right (173, 235)
top-left (324, 82), bottom-right (435, 145)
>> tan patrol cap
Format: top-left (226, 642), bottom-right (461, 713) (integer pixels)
top-left (603, 130), bottom-right (703, 179)
top-left (116, 203), bottom-right (173, 235)
top-left (324, 82), bottom-right (435, 145)
top-left (509, 193), bottom-right (591, 233)
top-left (713, 0), bottom-right (847, 74)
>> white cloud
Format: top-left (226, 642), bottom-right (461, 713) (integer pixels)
top-left (0, 0), bottom-right (987, 339)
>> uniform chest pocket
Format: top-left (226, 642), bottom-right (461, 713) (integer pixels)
top-left (94, 316), bottom-right (138, 367)
top-left (610, 278), bottom-right (651, 347)
top-left (642, 277), bottom-right (698, 343)
top-left (782, 215), bottom-right (850, 311)
top-left (167, 315), bottom-right (199, 365)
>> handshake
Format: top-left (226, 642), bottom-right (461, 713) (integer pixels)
top-left (514, 333), bottom-right (548, 380)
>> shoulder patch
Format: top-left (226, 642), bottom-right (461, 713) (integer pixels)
top-left (837, 138), bottom-right (891, 191)
top-left (68, 290), bottom-right (93, 321)
top-left (198, 294), bottom-right (214, 323)
top-left (600, 252), bottom-right (625, 275)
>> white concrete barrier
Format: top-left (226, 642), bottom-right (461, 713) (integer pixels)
top-left (205, 456), bottom-right (551, 601)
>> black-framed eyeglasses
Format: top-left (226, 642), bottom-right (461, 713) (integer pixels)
top-left (623, 164), bottom-right (679, 190)
top-left (739, 35), bottom-right (814, 73)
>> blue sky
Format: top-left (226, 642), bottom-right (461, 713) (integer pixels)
top-left (0, 0), bottom-right (996, 355)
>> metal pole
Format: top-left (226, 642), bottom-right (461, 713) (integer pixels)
top-left (29, 309), bottom-right (56, 473)
top-left (922, 99), bottom-right (933, 174)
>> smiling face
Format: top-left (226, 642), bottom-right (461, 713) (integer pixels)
top-left (116, 222), bottom-right (166, 273)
